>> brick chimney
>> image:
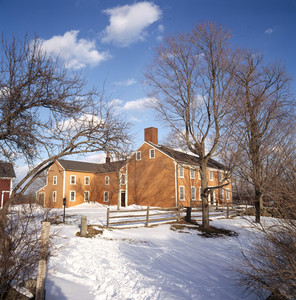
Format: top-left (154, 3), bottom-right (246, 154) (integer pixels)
top-left (106, 152), bottom-right (111, 163)
top-left (144, 127), bottom-right (158, 145)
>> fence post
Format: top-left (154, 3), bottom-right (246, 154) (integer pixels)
top-left (185, 207), bottom-right (191, 223)
top-left (81, 216), bottom-right (87, 237)
top-left (227, 202), bottom-right (229, 218)
top-left (145, 206), bottom-right (150, 227)
top-left (177, 206), bottom-right (181, 222)
top-left (36, 221), bottom-right (50, 300)
top-left (107, 208), bottom-right (110, 228)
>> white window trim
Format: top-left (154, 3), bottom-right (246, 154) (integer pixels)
top-left (70, 190), bottom-right (76, 202)
top-left (149, 149), bottom-right (155, 159)
top-left (199, 187), bottom-right (202, 200)
top-left (53, 176), bottom-right (57, 185)
top-left (84, 191), bottom-right (90, 202)
top-left (209, 170), bottom-right (213, 181)
top-left (121, 174), bottom-right (126, 185)
top-left (70, 175), bottom-right (76, 185)
top-left (105, 176), bottom-right (109, 185)
top-left (220, 188), bottom-right (224, 200)
top-left (84, 176), bottom-right (90, 185)
top-left (104, 191), bottom-right (109, 202)
top-left (178, 166), bottom-right (184, 178)
top-left (52, 191), bottom-right (57, 202)
top-left (219, 171), bottom-right (223, 182)
top-left (226, 188), bottom-right (230, 201)
top-left (190, 169), bottom-right (195, 179)
top-left (191, 186), bottom-right (196, 201)
top-left (136, 151), bottom-right (141, 161)
top-left (179, 186), bottom-right (185, 201)
top-left (198, 170), bottom-right (201, 180)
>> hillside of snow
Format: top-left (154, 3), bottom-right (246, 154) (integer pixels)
top-left (45, 203), bottom-right (261, 299)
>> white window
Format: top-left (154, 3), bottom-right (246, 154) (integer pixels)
top-left (190, 169), bottom-right (195, 179)
top-left (52, 191), bottom-right (57, 202)
top-left (226, 188), bottom-right (230, 201)
top-left (53, 176), bottom-right (57, 185)
top-left (220, 188), bottom-right (224, 201)
top-left (70, 190), bottom-right (76, 202)
top-left (84, 191), bottom-right (90, 202)
top-left (136, 151), bottom-right (141, 161)
top-left (121, 174), bottom-right (126, 185)
top-left (198, 170), bottom-right (201, 180)
top-left (104, 191), bottom-right (109, 202)
top-left (149, 149), bottom-right (155, 159)
top-left (199, 187), bottom-right (202, 200)
top-left (70, 175), bottom-right (76, 185)
top-left (219, 171), bottom-right (223, 182)
top-left (178, 166), bottom-right (184, 178)
top-left (209, 170), bottom-right (213, 181)
top-left (191, 186), bottom-right (196, 201)
top-left (84, 176), bottom-right (90, 185)
top-left (179, 186), bottom-right (185, 201)
top-left (105, 176), bottom-right (109, 185)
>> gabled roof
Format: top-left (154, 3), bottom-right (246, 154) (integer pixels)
top-left (147, 142), bottom-right (224, 170)
top-left (57, 159), bottom-right (126, 173)
top-left (0, 162), bottom-right (16, 178)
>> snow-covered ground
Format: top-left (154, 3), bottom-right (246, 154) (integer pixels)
top-left (45, 203), bottom-right (261, 300)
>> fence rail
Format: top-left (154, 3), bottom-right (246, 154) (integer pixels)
top-left (106, 207), bottom-right (184, 228)
top-left (106, 204), bottom-right (246, 228)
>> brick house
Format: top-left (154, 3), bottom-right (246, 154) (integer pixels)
top-left (37, 127), bottom-right (231, 208)
top-left (36, 159), bottom-right (126, 208)
top-left (0, 162), bottom-right (16, 208)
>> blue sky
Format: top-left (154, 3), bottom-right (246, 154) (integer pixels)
top-left (1, 0), bottom-right (296, 174)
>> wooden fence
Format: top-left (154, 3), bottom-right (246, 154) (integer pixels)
top-left (106, 204), bottom-right (246, 228)
top-left (106, 207), bottom-right (184, 228)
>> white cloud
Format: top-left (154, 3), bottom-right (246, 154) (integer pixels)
top-left (83, 152), bottom-right (106, 164)
top-left (102, 2), bottom-right (162, 47)
top-left (265, 28), bottom-right (274, 35)
top-left (123, 97), bottom-right (152, 111)
top-left (114, 78), bottom-right (137, 86)
top-left (41, 30), bottom-right (110, 69)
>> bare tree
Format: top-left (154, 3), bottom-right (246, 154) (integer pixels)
top-left (0, 34), bottom-right (131, 296)
top-left (236, 131), bottom-right (296, 299)
top-left (0, 35), bottom-right (131, 204)
top-left (231, 51), bottom-right (292, 223)
top-left (0, 204), bottom-right (59, 299)
top-left (144, 22), bottom-right (238, 228)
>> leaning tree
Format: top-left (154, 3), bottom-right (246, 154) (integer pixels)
top-left (0, 34), bottom-right (131, 298)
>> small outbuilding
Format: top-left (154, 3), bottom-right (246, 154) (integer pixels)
top-left (0, 162), bottom-right (16, 208)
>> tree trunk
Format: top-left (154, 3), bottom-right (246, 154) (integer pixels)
top-left (255, 189), bottom-right (263, 223)
top-left (201, 160), bottom-right (210, 228)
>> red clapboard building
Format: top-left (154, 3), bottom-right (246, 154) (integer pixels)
top-left (0, 162), bottom-right (16, 208)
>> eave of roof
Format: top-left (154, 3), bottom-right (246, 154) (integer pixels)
top-left (146, 142), bottom-right (224, 170)
top-left (57, 159), bottom-right (126, 173)
top-left (0, 162), bottom-right (16, 178)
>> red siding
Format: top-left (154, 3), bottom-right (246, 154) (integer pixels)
top-left (0, 178), bottom-right (12, 208)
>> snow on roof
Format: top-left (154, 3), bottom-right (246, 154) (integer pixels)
top-left (58, 159), bottom-right (126, 173)
top-left (147, 142), bottom-right (225, 169)
top-left (0, 162), bottom-right (16, 178)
